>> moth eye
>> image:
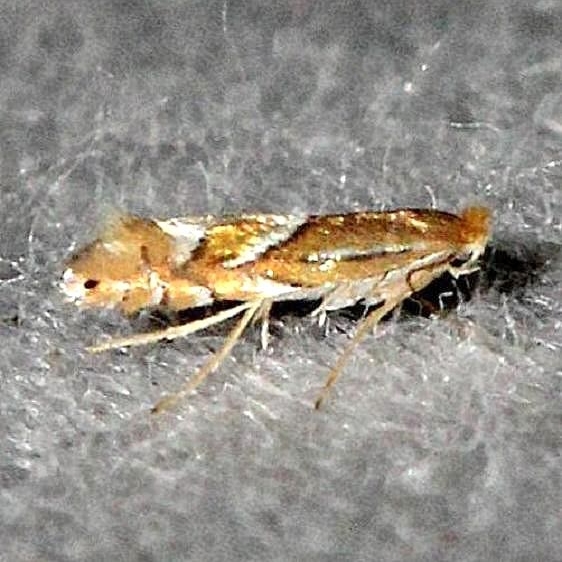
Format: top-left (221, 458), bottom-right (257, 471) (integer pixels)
top-left (83, 279), bottom-right (100, 290)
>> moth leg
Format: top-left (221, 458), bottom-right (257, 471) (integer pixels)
top-left (313, 281), bottom-right (384, 323)
top-left (314, 289), bottom-right (410, 410)
top-left (311, 284), bottom-right (351, 322)
top-left (87, 302), bottom-right (255, 352)
top-left (402, 262), bottom-right (453, 319)
top-left (312, 283), bottom-right (364, 328)
top-left (437, 290), bottom-right (456, 313)
top-left (446, 250), bottom-right (484, 279)
top-left (151, 299), bottom-right (264, 413)
top-left (447, 263), bottom-right (481, 279)
top-left (316, 310), bottom-right (327, 329)
top-left (252, 299), bottom-right (273, 350)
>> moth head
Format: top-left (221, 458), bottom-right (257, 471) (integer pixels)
top-left (60, 216), bottom-right (172, 313)
top-left (459, 206), bottom-right (491, 258)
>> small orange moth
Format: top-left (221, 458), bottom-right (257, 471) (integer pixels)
top-left (60, 206), bottom-right (491, 412)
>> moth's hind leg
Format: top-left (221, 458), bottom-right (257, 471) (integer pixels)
top-left (151, 299), bottom-right (264, 413)
top-left (87, 302), bottom-right (256, 352)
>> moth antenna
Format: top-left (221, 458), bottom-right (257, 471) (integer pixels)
top-left (151, 300), bottom-right (264, 413)
top-left (314, 293), bottom-right (407, 410)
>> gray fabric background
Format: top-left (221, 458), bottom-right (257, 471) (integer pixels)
top-left (1, 1), bottom-right (560, 560)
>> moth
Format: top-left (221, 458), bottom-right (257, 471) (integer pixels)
top-left (60, 206), bottom-right (491, 412)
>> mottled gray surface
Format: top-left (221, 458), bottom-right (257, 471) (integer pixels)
top-left (1, 1), bottom-right (560, 561)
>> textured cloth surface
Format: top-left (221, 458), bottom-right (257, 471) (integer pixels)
top-left (1, 2), bottom-right (560, 561)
